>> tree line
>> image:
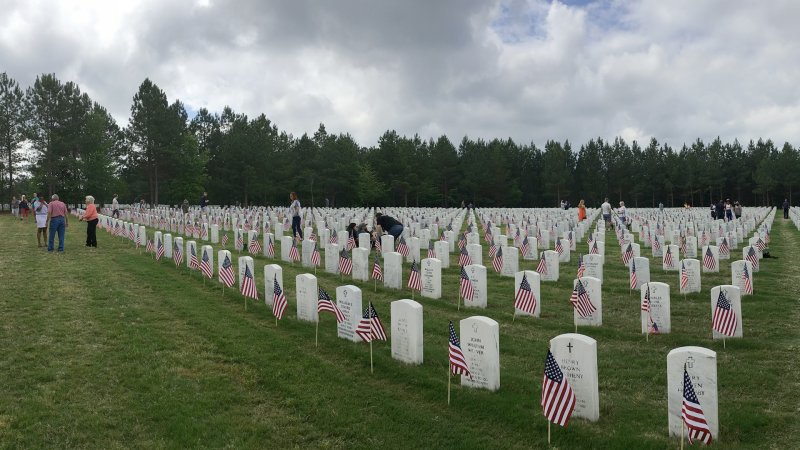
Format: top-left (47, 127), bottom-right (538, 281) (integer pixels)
top-left (1, 72), bottom-right (797, 208)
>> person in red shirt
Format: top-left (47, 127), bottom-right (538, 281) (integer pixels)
top-left (47, 194), bottom-right (68, 252)
top-left (80, 195), bottom-right (99, 248)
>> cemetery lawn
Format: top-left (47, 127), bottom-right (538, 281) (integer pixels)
top-left (1, 215), bottom-right (798, 449)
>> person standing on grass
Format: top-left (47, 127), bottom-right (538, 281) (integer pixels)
top-left (19, 195), bottom-right (29, 220)
top-left (288, 192), bottom-right (302, 239)
top-left (11, 196), bottom-right (19, 218)
top-left (199, 191), bottom-right (209, 213)
top-left (80, 195), bottom-right (99, 248)
top-left (34, 196), bottom-right (49, 247)
top-left (600, 197), bottom-right (612, 225)
top-left (112, 194), bottom-right (120, 218)
top-left (47, 194), bottom-right (68, 253)
top-left (783, 198), bottom-right (790, 219)
top-left (577, 199), bottom-right (587, 222)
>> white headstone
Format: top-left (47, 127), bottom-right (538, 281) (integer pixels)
top-left (742, 246), bottom-right (760, 272)
top-left (679, 259), bottom-right (702, 294)
top-left (641, 282), bottom-right (671, 334)
top-left (540, 250), bottom-right (560, 281)
top-left (663, 245), bottom-right (680, 271)
top-left (336, 285), bottom-right (363, 342)
top-left (574, 277), bottom-right (602, 327)
top-left (263, 264), bottom-right (282, 306)
top-left (631, 257), bottom-right (650, 289)
top-left (701, 245), bottom-right (720, 273)
top-left (501, 246), bottom-right (519, 277)
top-left (513, 270), bottom-right (541, 317)
top-left (263, 232), bottom-right (275, 258)
top-left (390, 299), bottom-right (423, 365)
top-left (730, 260), bottom-right (754, 295)
top-left (710, 285), bottom-right (743, 339)
top-left (352, 247), bottom-right (369, 281)
top-left (186, 240), bottom-right (198, 269)
top-left (550, 333), bottom-right (600, 422)
top-left (280, 236), bottom-right (293, 262)
top-left (407, 237), bottom-right (421, 263)
top-left (217, 249), bottom-right (232, 284)
top-left (667, 347), bottom-right (718, 441)
top-left (685, 236), bottom-right (698, 258)
top-left (522, 236), bottom-right (538, 260)
top-left (556, 239), bottom-right (571, 263)
top-left (421, 258), bottom-right (442, 299)
top-left (200, 245), bottom-right (214, 277)
top-left (301, 239), bottom-right (315, 267)
top-left (138, 226), bottom-right (147, 246)
top-left (163, 233), bottom-right (173, 258)
top-left (237, 256), bottom-right (254, 291)
top-left (434, 241), bottom-right (450, 268)
top-left (325, 243), bottom-right (340, 274)
top-left (381, 234), bottom-right (395, 253)
top-left (295, 273), bottom-right (319, 322)
top-left (210, 224), bottom-right (219, 243)
top-left (459, 316), bottom-right (500, 392)
top-left (582, 253), bottom-right (603, 283)
top-left (464, 264), bottom-right (487, 308)
top-left (466, 243), bottom-right (483, 266)
top-left (384, 252), bottom-right (403, 289)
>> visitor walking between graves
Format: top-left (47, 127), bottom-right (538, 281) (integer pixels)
top-left (783, 198), bottom-right (790, 219)
top-left (734, 201), bottom-right (742, 218)
top-left (725, 199), bottom-right (733, 221)
top-left (199, 191), bottom-right (209, 213)
top-left (112, 194), bottom-right (120, 218)
top-left (577, 199), bottom-right (587, 222)
top-left (34, 196), bottom-right (48, 247)
top-left (181, 199), bottom-right (189, 214)
top-left (19, 195), bottom-right (29, 220)
top-left (617, 201), bottom-right (627, 226)
top-left (47, 194), bottom-right (68, 253)
top-left (710, 202), bottom-right (716, 220)
top-left (715, 199), bottom-right (725, 221)
top-left (375, 212), bottom-right (403, 239)
top-left (11, 196), bottom-right (19, 218)
top-left (80, 195), bottom-right (99, 248)
top-left (600, 198), bottom-right (612, 225)
top-left (288, 192), bottom-right (303, 239)
top-left (658, 201), bottom-right (664, 212)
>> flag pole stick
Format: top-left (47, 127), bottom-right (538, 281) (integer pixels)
top-left (458, 290), bottom-right (461, 311)
top-left (315, 321), bottom-right (319, 347)
top-left (723, 337), bottom-right (726, 349)
top-left (547, 421), bottom-right (551, 445)
top-left (447, 370), bottom-right (451, 405)
top-left (369, 341), bottom-right (374, 374)
top-left (680, 421), bottom-right (684, 450)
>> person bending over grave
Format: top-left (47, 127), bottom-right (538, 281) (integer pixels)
top-left (347, 222), bottom-right (373, 247)
top-left (375, 212), bottom-right (403, 239)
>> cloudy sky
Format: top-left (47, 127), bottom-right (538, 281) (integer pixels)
top-left (2, 0), bottom-right (799, 148)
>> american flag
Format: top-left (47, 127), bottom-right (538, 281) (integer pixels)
top-left (652, 236), bottom-right (661, 251)
top-left (427, 240), bottom-right (435, 259)
top-left (128, 224), bottom-right (135, 241)
top-left (266, 236), bottom-right (275, 258)
top-left (570, 279), bottom-right (596, 318)
top-left (355, 302), bottom-right (387, 342)
top-left (484, 228), bottom-right (492, 243)
top-left (290, 238), bottom-right (300, 262)
top-left (347, 235), bottom-right (356, 251)
top-left (173, 242), bottom-right (183, 267)
top-left (317, 288), bottom-right (345, 323)
top-left (146, 239), bottom-right (154, 253)
top-left (535, 253), bottom-right (548, 275)
top-left (541, 350), bottom-right (576, 427)
top-left (682, 366), bottom-right (713, 445)
top-left (576, 254), bottom-right (585, 278)
top-left (200, 248), bottom-right (213, 279)
top-left (590, 241), bottom-right (599, 254)
top-left (236, 231), bottom-right (244, 250)
top-left (520, 235), bottom-right (530, 257)
top-left (514, 274), bottom-right (537, 315)
top-left (272, 275), bottom-right (287, 320)
top-left (248, 235), bottom-right (262, 254)
top-left (156, 238), bottom-right (165, 260)
top-left (680, 236), bottom-right (687, 256)
top-left (219, 254), bottom-right (235, 287)
top-left (311, 241), bottom-right (321, 267)
top-left (703, 247), bottom-right (716, 270)
top-left (396, 236), bottom-right (409, 256)
top-left (189, 244), bottom-right (199, 269)
top-left (448, 321), bottom-right (470, 377)
top-left (201, 224), bottom-right (208, 239)
top-left (459, 265), bottom-right (474, 301)
top-left (374, 237), bottom-right (382, 253)
top-left (555, 238), bottom-right (563, 255)
top-left (371, 256), bottom-right (383, 280)
top-left (755, 238), bottom-right (766, 251)
top-left (712, 289), bottom-right (737, 337)
top-left (221, 234), bottom-right (229, 247)
top-left (587, 232), bottom-right (593, 245)
top-left (664, 246), bottom-right (674, 268)
top-left (622, 244), bottom-right (633, 265)
top-left (630, 259), bottom-right (638, 290)
top-left (492, 245), bottom-right (503, 273)
top-left (718, 238), bottom-right (729, 257)
top-left (240, 264), bottom-right (258, 299)
top-left (457, 233), bottom-right (466, 250)
top-left (338, 248), bottom-right (352, 275)
top-left (742, 264), bottom-right (753, 295)
top-left (488, 242), bottom-right (498, 259)
top-left (745, 246), bottom-right (759, 270)
top-left (514, 228), bottom-right (522, 247)
top-left (680, 261), bottom-right (689, 291)
top-left (459, 244), bottom-right (472, 266)
top-left (408, 260), bottom-right (421, 291)
top-left (641, 283), bottom-right (650, 312)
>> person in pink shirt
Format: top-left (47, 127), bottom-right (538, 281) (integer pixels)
top-left (47, 194), bottom-right (68, 252)
top-left (79, 195), bottom-right (99, 248)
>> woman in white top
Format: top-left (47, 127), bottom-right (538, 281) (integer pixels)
top-left (617, 201), bottom-right (627, 225)
top-left (288, 192), bottom-right (303, 239)
top-left (35, 199), bottom-right (49, 247)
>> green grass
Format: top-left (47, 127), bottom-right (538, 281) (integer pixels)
top-left (0, 214), bottom-right (798, 449)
